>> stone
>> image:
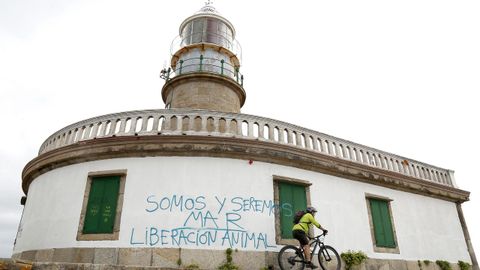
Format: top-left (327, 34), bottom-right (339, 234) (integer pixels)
top-left (92, 264), bottom-right (119, 270)
top-left (233, 250), bottom-right (267, 270)
top-left (351, 263), bottom-right (367, 270)
top-left (77, 263), bottom-right (94, 270)
top-left (264, 251), bottom-right (277, 270)
top-left (422, 261), bottom-right (436, 270)
top-left (151, 248), bottom-right (180, 268)
top-left (93, 248), bottom-right (118, 265)
top-left (180, 248), bottom-right (224, 269)
top-left (35, 249), bottom-right (54, 262)
top-left (11, 253), bottom-right (21, 260)
top-left (118, 248), bottom-right (152, 266)
top-left (406, 260), bottom-right (420, 270)
top-left (61, 263), bottom-right (80, 270)
top-left (389, 260), bottom-right (407, 270)
top-left (366, 258), bottom-right (390, 270)
top-left (52, 248), bottom-right (94, 264)
top-left (446, 262), bottom-right (460, 270)
top-left (20, 250), bottom-right (37, 261)
top-left (163, 74), bottom-right (244, 113)
top-left (33, 262), bottom-right (65, 270)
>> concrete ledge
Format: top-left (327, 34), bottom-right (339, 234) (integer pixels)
top-left (35, 249), bottom-right (54, 262)
top-left (14, 247), bottom-right (473, 270)
top-left (118, 248), bottom-right (152, 266)
top-left (20, 250), bottom-right (37, 261)
top-left (31, 262), bottom-right (186, 270)
top-left (152, 248), bottom-right (179, 268)
top-left (52, 248), bottom-right (94, 263)
top-left (93, 248), bottom-right (118, 265)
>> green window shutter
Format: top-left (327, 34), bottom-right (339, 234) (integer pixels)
top-left (279, 182), bottom-right (307, 239)
top-left (369, 199), bottom-right (396, 248)
top-left (83, 176), bottom-right (120, 234)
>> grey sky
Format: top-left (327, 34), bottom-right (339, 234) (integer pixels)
top-left (1, 0), bottom-right (479, 259)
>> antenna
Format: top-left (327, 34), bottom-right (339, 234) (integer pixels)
top-left (160, 66), bottom-right (171, 80)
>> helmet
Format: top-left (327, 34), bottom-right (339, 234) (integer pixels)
top-left (306, 206), bottom-right (317, 213)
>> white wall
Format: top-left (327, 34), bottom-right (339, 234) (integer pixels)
top-left (13, 156), bottom-right (471, 262)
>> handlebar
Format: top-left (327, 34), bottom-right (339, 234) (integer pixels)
top-left (309, 230), bottom-right (328, 240)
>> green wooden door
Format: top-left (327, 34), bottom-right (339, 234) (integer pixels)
top-left (369, 198), bottom-right (395, 248)
top-left (83, 176), bottom-right (120, 234)
top-left (279, 182), bottom-right (307, 239)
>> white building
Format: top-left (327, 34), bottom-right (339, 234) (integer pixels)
top-left (13, 4), bottom-right (478, 270)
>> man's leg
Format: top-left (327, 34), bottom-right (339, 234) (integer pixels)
top-left (304, 244), bottom-right (311, 262)
top-left (304, 245), bottom-right (318, 269)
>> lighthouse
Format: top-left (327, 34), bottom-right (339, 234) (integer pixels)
top-left (12, 3), bottom-right (477, 270)
top-left (161, 2), bottom-right (245, 113)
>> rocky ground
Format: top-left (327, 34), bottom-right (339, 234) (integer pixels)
top-left (0, 258), bottom-right (32, 270)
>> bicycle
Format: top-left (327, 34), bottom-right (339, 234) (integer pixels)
top-left (278, 231), bottom-right (341, 270)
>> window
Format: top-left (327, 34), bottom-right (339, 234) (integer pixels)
top-left (366, 195), bottom-right (399, 253)
top-left (77, 170), bottom-right (126, 241)
top-left (273, 176), bottom-right (311, 245)
top-left (192, 18), bottom-right (204, 43)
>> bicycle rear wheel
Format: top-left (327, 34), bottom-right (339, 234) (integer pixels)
top-left (318, 245), bottom-right (341, 270)
top-left (278, 245), bottom-right (305, 270)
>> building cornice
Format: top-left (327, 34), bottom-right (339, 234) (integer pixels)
top-left (22, 135), bottom-right (470, 203)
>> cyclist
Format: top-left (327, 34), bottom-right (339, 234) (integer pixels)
top-left (292, 206), bottom-right (328, 269)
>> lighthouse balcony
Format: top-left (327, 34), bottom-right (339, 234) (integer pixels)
top-left (29, 109), bottom-right (467, 202)
top-left (163, 55), bottom-right (244, 86)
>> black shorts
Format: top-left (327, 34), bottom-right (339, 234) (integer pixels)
top-left (292, 230), bottom-right (309, 246)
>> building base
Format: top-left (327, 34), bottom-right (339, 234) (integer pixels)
top-left (12, 247), bottom-right (474, 270)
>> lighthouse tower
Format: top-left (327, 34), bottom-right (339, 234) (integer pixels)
top-left (161, 2), bottom-right (245, 113)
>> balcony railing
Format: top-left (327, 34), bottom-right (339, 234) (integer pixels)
top-left (39, 109), bottom-right (455, 188)
top-left (162, 56), bottom-right (244, 86)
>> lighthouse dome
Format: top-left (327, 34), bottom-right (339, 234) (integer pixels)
top-left (195, 3), bottom-right (218, 14)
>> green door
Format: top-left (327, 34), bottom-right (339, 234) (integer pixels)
top-left (83, 176), bottom-right (120, 234)
top-left (279, 182), bottom-right (307, 239)
top-left (369, 198), bottom-right (396, 248)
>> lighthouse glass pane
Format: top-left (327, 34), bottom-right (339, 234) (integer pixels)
top-left (369, 198), bottom-right (396, 248)
top-left (218, 22), bottom-right (227, 47)
top-left (226, 28), bottom-right (232, 41)
top-left (278, 182), bottom-right (307, 239)
top-left (182, 23), bottom-right (193, 46)
top-left (83, 176), bottom-right (120, 234)
top-left (218, 22), bottom-right (226, 35)
top-left (192, 18), bottom-right (204, 43)
top-left (206, 18), bottom-right (219, 44)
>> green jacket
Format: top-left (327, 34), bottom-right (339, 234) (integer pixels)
top-left (292, 213), bottom-right (321, 234)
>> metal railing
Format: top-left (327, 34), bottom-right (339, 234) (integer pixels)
top-left (38, 109), bottom-right (455, 188)
top-left (162, 56), bottom-right (244, 86)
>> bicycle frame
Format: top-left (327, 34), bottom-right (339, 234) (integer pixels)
top-left (308, 236), bottom-right (323, 258)
top-left (306, 235), bottom-right (334, 263)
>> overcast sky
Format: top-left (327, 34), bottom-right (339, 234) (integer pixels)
top-left (1, 0), bottom-right (479, 260)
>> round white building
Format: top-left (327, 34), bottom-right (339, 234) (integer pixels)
top-left (13, 4), bottom-right (478, 270)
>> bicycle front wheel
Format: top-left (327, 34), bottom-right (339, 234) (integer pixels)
top-left (278, 245), bottom-right (305, 270)
top-left (318, 245), bottom-right (341, 270)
